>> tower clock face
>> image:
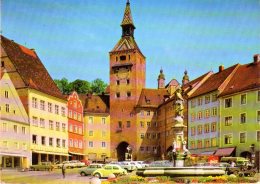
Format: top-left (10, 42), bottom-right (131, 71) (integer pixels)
top-left (116, 68), bottom-right (130, 80)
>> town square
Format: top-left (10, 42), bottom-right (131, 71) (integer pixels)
top-left (0, 0), bottom-right (260, 183)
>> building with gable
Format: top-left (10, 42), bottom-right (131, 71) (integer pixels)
top-left (0, 70), bottom-right (30, 169)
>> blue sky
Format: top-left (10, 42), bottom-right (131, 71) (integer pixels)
top-left (2, 0), bottom-right (260, 88)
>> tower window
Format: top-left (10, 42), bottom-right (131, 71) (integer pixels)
top-left (116, 80), bottom-right (120, 85)
top-left (116, 92), bottom-right (120, 98)
top-left (1, 61), bottom-right (4, 67)
top-left (127, 79), bottom-right (130, 84)
top-left (127, 92), bottom-right (131, 97)
top-left (120, 55), bottom-right (126, 61)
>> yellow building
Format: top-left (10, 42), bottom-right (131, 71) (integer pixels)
top-left (80, 94), bottom-right (110, 162)
top-left (0, 70), bottom-right (30, 169)
top-left (1, 35), bottom-right (69, 165)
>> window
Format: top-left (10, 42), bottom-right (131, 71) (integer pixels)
top-left (89, 130), bottom-right (93, 136)
top-left (56, 139), bottom-right (61, 147)
top-left (126, 79), bottom-right (130, 84)
top-left (4, 91), bottom-right (8, 98)
top-left (22, 127), bottom-right (25, 134)
top-left (140, 133), bottom-right (145, 139)
top-left (49, 120), bottom-right (54, 130)
top-left (204, 124), bottom-right (210, 133)
top-left (69, 124), bottom-right (73, 132)
top-left (198, 125), bottom-right (202, 134)
top-left (241, 94), bottom-right (247, 105)
top-left (79, 140), bottom-right (82, 148)
top-left (61, 107), bottom-right (66, 116)
top-left (14, 142), bottom-right (19, 149)
top-left (140, 146), bottom-right (144, 152)
top-left (225, 98), bottom-right (232, 108)
top-left (62, 140), bottom-right (66, 148)
top-left (5, 104), bottom-right (9, 113)
top-left (191, 127), bottom-right (196, 136)
top-left (73, 112), bottom-right (77, 120)
top-left (257, 111), bottom-right (260, 123)
top-left (127, 92), bottom-right (131, 97)
top-left (73, 101), bottom-right (77, 109)
top-left (40, 100), bottom-right (45, 110)
top-left (120, 55), bottom-right (126, 60)
top-left (56, 122), bottom-right (60, 131)
top-left (68, 110), bottom-right (72, 118)
top-left (147, 111), bottom-right (151, 116)
top-left (77, 113), bottom-right (81, 121)
top-left (146, 133), bottom-right (151, 139)
top-left (32, 135), bottom-right (37, 144)
top-left (13, 125), bottom-right (18, 133)
top-left (258, 91), bottom-right (260, 102)
top-left (23, 143), bottom-right (27, 150)
top-left (126, 121), bottom-right (131, 128)
top-left (205, 109), bottom-right (210, 118)
top-left (224, 134), bottom-right (232, 144)
top-left (48, 102), bottom-right (52, 112)
top-left (212, 93), bottom-right (217, 102)
top-left (79, 127), bottom-right (82, 134)
top-left (102, 142), bottom-right (106, 148)
top-left (190, 141), bottom-right (195, 149)
top-left (147, 122), bottom-right (151, 127)
top-left (32, 97), bottom-right (37, 108)
top-left (211, 137), bottom-right (217, 147)
top-left (102, 118), bottom-right (106, 124)
top-left (118, 121), bottom-right (122, 129)
top-left (198, 97), bottom-right (203, 106)
top-left (62, 123), bottom-right (66, 132)
top-left (191, 99), bottom-right (196, 108)
top-left (88, 117), bottom-right (93, 124)
top-left (198, 111), bottom-right (202, 120)
top-left (69, 139), bottom-right (73, 147)
top-left (240, 113), bottom-right (246, 123)
top-left (74, 126), bottom-right (78, 133)
top-left (225, 116), bottom-right (232, 126)
top-left (2, 123), bottom-right (7, 132)
top-left (212, 107), bottom-right (217, 116)
top-left (140, 121), bottom-right (144, 128)
top-left (257, 131), bottom-right (260, 142)
top-left (1, 61), bottom-right (4, 67)
top-left (116, 92), bottom-right (120, 98)
top-left (89, 141), bottom-right (93, 147)
top-left (197, 140), bottom-right (202, 148)
top-left (153, 122), bottom-right (158, 127)
top-left (191, 113), bottom-right (195, 122)
top-left (32, 117), bottom-right (38, 126)
top-left (55, 105), bottom-right (59, 114)
top-left (239, 132), bottom-right (246, 143)
top-left (211, 122), bottom-right (216, 132)
top-left (205, 139), bottom-right (210, 148)
top-left (49, 138), bottom-right (53, 146)
top-left (40, 118), bottom-right (45, 128)
top-left (205, 95), bottom-right (210, 104)
top-left (140, 110), bottom-right (144, 116)
top-left (116, 80), bottom-right (120, 85)
top-left (41, 136), bottom-right (46, 145)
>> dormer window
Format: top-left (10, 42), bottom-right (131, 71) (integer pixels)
top-left (120, 55), bottom-right (126, 61)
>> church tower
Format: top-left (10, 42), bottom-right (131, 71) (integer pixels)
top-left (109, 0), bottom-right (146, 161)
top-left (157, 68), bottom-right (165, 89)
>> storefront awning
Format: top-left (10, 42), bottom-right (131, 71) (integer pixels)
top-left (69, 151), bottom-right (85, 156)
top-left (200, 151), bottom-right (216, 155)
top-left (0, 152), bottom-right (27, 157)
top-left (32, 150), bottom-right (69, 156)
top-left (214, 147), bottom-right (235, 156)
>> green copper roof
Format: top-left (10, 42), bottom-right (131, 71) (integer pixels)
top-left (121, 1), bottom-right (135, 27)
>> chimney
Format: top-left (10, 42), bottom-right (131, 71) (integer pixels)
top-left (219, 65), bottom-right (224, 72)
top-left (253, 54), bottom-right (260, 63)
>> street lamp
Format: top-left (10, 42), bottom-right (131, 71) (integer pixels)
top-left (250, 144), bottom-right (255, 166)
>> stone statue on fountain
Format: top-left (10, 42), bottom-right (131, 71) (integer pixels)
top-left (172, 87), bottom-right (189, 167)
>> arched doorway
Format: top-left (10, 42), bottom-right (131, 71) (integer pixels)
top-left (116, 142), bottom-right (129, 161)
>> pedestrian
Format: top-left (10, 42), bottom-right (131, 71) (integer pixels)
top-left (61, 163), bottom-right (66, 178)
top-left (231, 161), bottom-right (236, 167)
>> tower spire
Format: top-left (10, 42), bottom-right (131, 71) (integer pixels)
top-left (121, 0), bottom-right (135, 37)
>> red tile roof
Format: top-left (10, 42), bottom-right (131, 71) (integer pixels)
top-left (79, 94), bottom-right (110, 114)
top-left (220, 62), bottom-right (260, 97)
top-left (189, 64), bottom-right (239, 98)
top-left (136, 88), bottom-right (169, 108)
top-left (1, 35), bottom-right (66, 100)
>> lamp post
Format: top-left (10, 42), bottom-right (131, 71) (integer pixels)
top-left (126, 145), bottom-right (132, 161)
top-left (250, 144), bottom-right (255, 167)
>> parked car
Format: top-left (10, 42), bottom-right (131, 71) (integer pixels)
top-left (30, 162), bottom-right (54, 171)
top-left (70, 160), bottom-right (85, 168)
top-left (57, 161), bottom-right (75, 169)
top-left (135, 161), bottom-right (149, 168)
top-left (118, 161), bottom-right (136, 172)
top-left (92, 164), bottom-right (127, 178)
top-left (149, 160), bottom-right (172, 167)
top-left (81, 159), bottom-right (91, 166)
top-left (79, 164), bottom-right (104, 176)
top-left (130, 161), bottom-right (142, 169)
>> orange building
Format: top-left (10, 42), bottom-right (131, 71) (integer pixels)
top-left (67, 91), bottom-right (84, 160)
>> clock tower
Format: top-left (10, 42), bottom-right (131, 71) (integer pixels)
top-left (109, 0), bottom-right (146, 161)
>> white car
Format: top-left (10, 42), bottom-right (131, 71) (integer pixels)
top-left (70, 160), bottom-right (85, 168)
top-left (135, 161), bottom-right (149, 168)
top-left (57, 161), bottom-right (76, 169)
top-left (130, 161), bottom-right (142, 169)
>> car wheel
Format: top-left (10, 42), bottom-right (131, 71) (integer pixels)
top-left (94, 173), bottom-right (101, 178)
top-left (250, 171), bottom-right (256, 177)
top-left (238, 172), bottom-right (244, 177)
top-left (80, 172), bottom-right (86, 176)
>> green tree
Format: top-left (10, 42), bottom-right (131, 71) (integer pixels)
top-left (90, 78), bottom-right (107, 94)
top-left (54, 77), bottom-right (72, 95)
top-left (71, 79), bottom-right (91, 94)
